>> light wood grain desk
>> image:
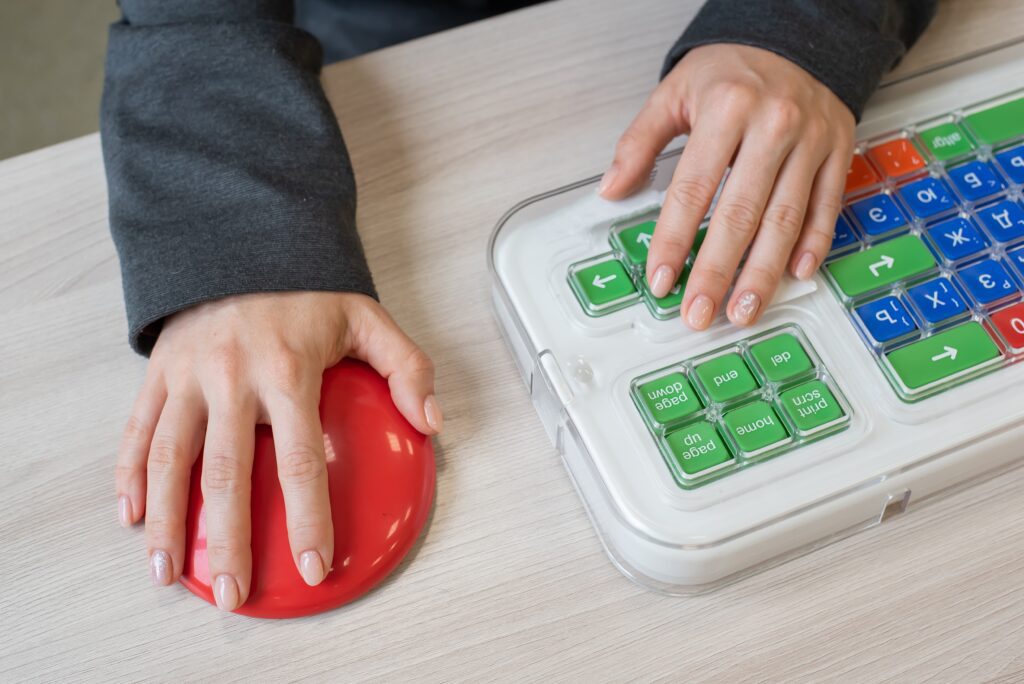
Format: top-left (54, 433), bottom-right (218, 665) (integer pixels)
top-left (2, 0), bottom-right (1023, 680)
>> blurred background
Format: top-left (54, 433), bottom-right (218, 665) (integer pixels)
top-left (0, 1), bottom-right (119, 160)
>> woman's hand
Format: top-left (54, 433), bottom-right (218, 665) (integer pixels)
top-left (600, 43), bottom-right (856, 329)
top-left (114, 291), bottom-right (441, 611)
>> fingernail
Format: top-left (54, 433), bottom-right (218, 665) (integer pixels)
top-left (598, 163), bottom-right (619, 196)
top-left (118, 495), bottom-right (133, 528)
top-left (150, 550), bottom-right (172, 586)
top-left (686, 294), bottom-right (714, 330)
top-left (650, 265), bottom-right (675, 298)
top-left (795, 252), bottom-right (818, 280)
top-left (299, 550), bottom-right (326, 586)
top-left (732, 291), bottom-right (761, 326)
top-left (213, 574), bottom-right (240, 611)
top-left (424, 395), bottom-right (444, 433)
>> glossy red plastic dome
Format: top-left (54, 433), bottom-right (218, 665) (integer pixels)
top-left (180, 360), bottom-right (435, 618)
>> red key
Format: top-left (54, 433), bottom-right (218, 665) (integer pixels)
top-left (867, 139), bottom-right (926, 178)
top-left (991, 302), bottom-right (1024, 351)
top-left (845, 153), bottom-right (881, 195)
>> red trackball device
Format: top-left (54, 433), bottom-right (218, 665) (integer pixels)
top-left (180, 360), bottom-right (436, 618)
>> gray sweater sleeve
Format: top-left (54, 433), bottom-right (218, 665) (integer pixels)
top-left (100, 0), bottom-right (375, 355)
top-left (662, 0), bottom-right (938, 120)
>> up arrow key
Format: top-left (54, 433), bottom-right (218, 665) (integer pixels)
top-left (592, 273), bottom-right (617, 289)
top-left (931, 345), bottom-right (958, 362)
top-left (869, 254), bottom-right (895, 277)
top-left (636, 232), bottom-right (652, 247)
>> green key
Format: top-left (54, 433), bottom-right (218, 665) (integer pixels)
top-left (918, 122), bottom-right (975, 161)
top-left (636, 372), bottom-right (702, 426)
top-left (641, 268), bottom-right (688, 318)
top-left (664, 420), bottom-right (733, 478)
top-left (612, 221), bottom-right (655, 265)
top-left (779, 380), bottom-right (845, 434)
top-left (749, 333), bottom-right (813, 383)
top-left (722, 401), bottom-right (790, 454)
top-left (885, 321), bottom-right (1001, 391)
top-left (569, 257), bottom-right (637, 314)
top-left (826, 234), bottom-right (936, 298)
top-left (694, 352), bottom-right (759, 403)
top-left (965, 96), bottom-right (1024, 145)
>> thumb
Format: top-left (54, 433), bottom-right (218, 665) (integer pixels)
top-left (346, 302), bottom-right (441, 435)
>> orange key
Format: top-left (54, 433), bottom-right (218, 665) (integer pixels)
top-left (845, 153), bottom-right (880, 195)
top-left (867, 139), bottom-right (926, 178)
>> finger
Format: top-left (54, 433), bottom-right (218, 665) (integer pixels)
top-left (790, 146), bottom-right (854, 280)
top-left (263, 379), bottom-right (333, 587)
top-left (348, 305), bottom-right (440, 435)
top-left (600, 90), bottom-right (684, 200)
top-left (683, 132), bottom-right (795, 330)
top-left (645, 119), bottom-right (744, 299)
top-left (727, 143), bottom-right (823, 326)
top-left (201, 390), bottom-right (257, 612)
top-left (116, 370), bottom-right (166, 527)
top-left (145, 390), bottom-right (205, 587)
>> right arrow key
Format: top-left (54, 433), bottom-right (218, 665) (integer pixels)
top-left (885, 322), bottom-right (1002, 397)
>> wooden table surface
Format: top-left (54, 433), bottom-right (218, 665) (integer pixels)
top-left (2, 0), bottom-right (1023, 680)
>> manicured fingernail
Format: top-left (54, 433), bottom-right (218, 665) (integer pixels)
top-left (686, 294), bottom-right (714, 329)
top-left (424, 395), bottom-right (444, 433)
top-left (150, 550), bottom-right (172, 586)
top-left (795, 252), bottom-right (818, 280)
top-left (650, 265), bottom-right (675, 298)
top-left (299, 550), bottom-right (326, 586)
top-left (598, 163), bottom-right (619, 196)
top-left (118, 495), bottom-right (133, 528)
top-left (213, 574), bottom-right (240, 611)
top-left (732, 291), bottom-right (761, 326)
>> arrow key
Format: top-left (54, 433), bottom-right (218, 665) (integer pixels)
top-left (826, 234), bottom-right (936, 298)
top-left (610, 220), bottom-right (656, 266)
top-left (568, 255), bottom-right (639, 315)
top-left (885, 321), bottom-right (1001, 395)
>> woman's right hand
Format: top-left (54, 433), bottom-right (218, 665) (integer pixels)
top-left (114, 291), bottom-right (441, 611)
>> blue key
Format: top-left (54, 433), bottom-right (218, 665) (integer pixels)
top-left (850, 194), bottom-right (909, 236)
top-left (830, 214), bottom-right (857, 253)
top-left (899, 177), bottom-right (955, 219)
top-left (976, 199), bottom-right (1024, 244)
top-left (855, 296), bottom-right (918, 343)
top-left (958, 258), bottom-right (1019, 305)
top-left (1008, 246), bottom-right (1024, 278)
top-left (905, 277), bottom-right (966, 324)
top-left (948, 160), bottom-right (1006, 201)
top-left (926, 216), bottom-right (989, 261)
top-left (995, 145), bottom-right (1024, 184)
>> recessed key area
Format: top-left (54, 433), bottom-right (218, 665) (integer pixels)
top-left (631, 325), bottom-right (850, 488)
